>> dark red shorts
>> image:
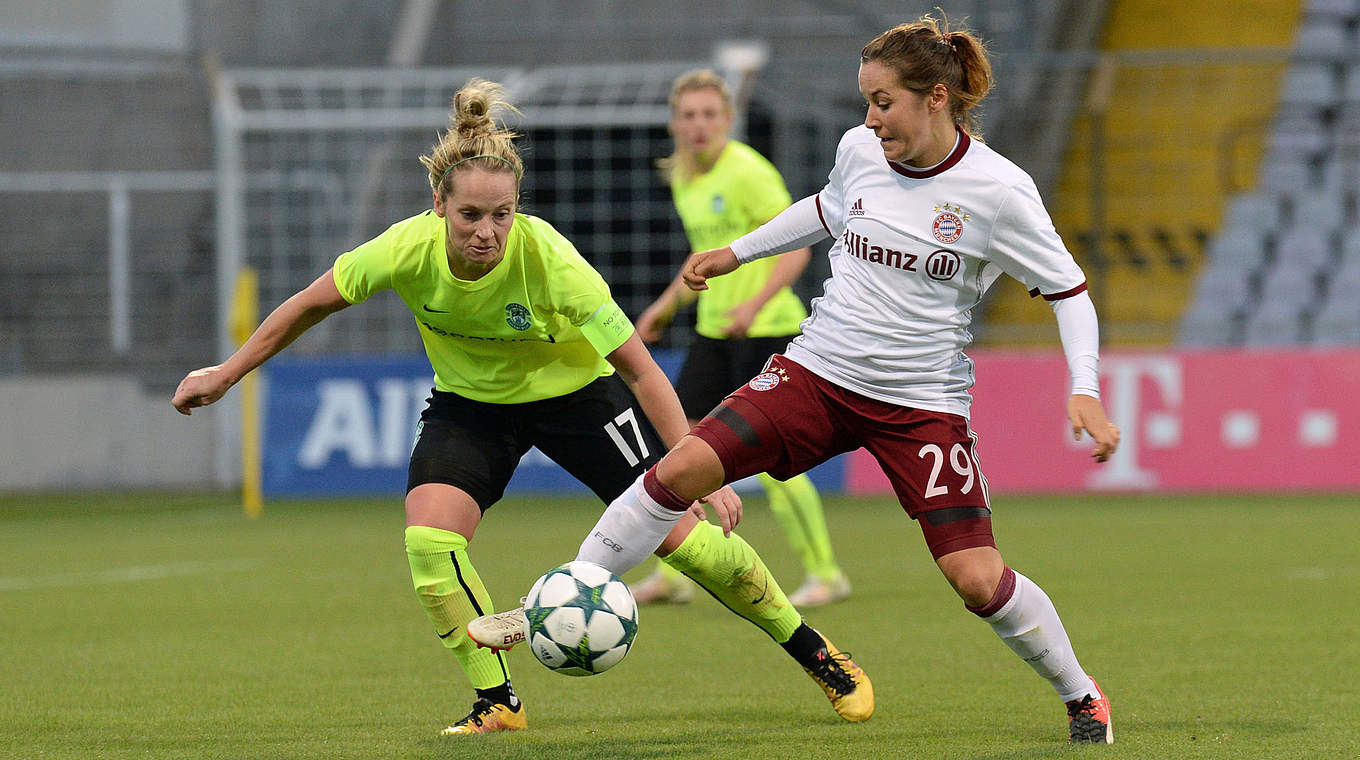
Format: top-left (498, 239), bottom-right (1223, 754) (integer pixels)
top-left (689, 354), bottom-right (995, 558)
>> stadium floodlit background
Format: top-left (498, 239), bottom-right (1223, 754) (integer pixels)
top-left (3, 0), bottom-right (1357, 492)
top-left (2, 3), bottom-right (1359, 758)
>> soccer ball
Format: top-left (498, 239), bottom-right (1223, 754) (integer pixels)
top-left (523, 561), bottom-right (639, 676)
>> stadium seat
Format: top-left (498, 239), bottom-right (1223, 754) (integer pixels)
top-left (1191, 260), bottom-right (1256, 307)
top-left (1271, 225), bottom-right (1335, 269)
top-left (1223, 192), bottom-right (1286, 233)
top-left (1244, 301), bottom-right (1309, 345)
top-left (1339, 226), bottom-right (1360, 260)
top-left (1304, 0), bottom-right (1360, 22)
top-left (1205, 228), bottom-right (1270, 270)
top-left (1178, 300), bottom-right (1239, 346)
top-left (1324, 256), bottom-right (1360, 297)
top-left (1344, 63), bottom-right (1360, 104)
top-left (1256, 261), bottom-right (1323, 311)
top-left (1320, 155), bottom-right (1359, 191)
top-left (1287, 189), bottom-right (1348, 232)
top-left (1292, 18), bottom-right (1353, 59)
top-left (1266, 114), bottom-right (1331, 159)
top-left (1279, 63), bottom-right (1339, 112)
top-left (1259, 157), bottom-right (1314, 193)
top-left (1311, 296), bottom-right (1360, 344)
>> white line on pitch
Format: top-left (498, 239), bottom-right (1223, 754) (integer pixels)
top-left (0, 558), bottom-right (264, 591)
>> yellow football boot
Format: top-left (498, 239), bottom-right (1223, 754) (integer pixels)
top-left (802, 633), bottom-right (874, 722)
top-left (440, 698), bottom-right (526, 736)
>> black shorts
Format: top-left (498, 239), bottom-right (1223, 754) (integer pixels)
top-left (406, 374), bottom-right (665, 511)
top-left (674, 334), bottom-right (795, 420)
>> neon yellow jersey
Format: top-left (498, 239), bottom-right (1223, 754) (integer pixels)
top-left (333, 211), bottom-right (633, 403)
top-left (671, 140), bottom-right (808, 339)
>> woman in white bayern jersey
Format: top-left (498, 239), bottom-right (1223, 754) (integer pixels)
top-left (564, 15), bottom-right (1122, 746)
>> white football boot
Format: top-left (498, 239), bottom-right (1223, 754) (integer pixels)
top-left (467, 599), bottom-right (528, 651)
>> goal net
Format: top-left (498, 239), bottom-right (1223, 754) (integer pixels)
top-left (211, 62), bottom-right (761, 359)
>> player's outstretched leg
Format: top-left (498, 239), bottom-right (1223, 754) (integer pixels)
top-left (758, 472), bottom-right (851, 607)
top-left (969, 565), bottom-right (1111, 744)
top-left (405, 526), bottom-right (524, 735)
top-left (465, 519), bottom-right (874, 722)
top-left (662, 521), bottom-right (873, 722)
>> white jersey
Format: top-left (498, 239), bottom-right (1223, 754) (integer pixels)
top-left (780, 126), bottom-right (1087, 417)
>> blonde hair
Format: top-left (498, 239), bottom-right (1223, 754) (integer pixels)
top-left (657, 69), bottom-right (733, 184)
top-left (861, 14), bottom-right (993, 137)
top-left (419, 78), bottom-right (524, 197)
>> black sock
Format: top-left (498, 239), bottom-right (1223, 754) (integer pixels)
top-left (475, 682), bottom-right (520, 709)
top-left (780, 623), bottom-right (827, 667)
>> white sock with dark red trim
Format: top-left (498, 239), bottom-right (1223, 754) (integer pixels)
top-left (576, 467), bottom-right (689, 575)
top-left (972, 567), bottom-right (1096, 703)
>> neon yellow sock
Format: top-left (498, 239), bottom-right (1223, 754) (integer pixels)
top-left (404, 525), bottom-right (509, 690)
top-left (661, 521), bottom-right (801, 643)
top-left (757, 472), bottom-right (841, 580)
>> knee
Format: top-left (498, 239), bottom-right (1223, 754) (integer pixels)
top-left (950, 570), bottom-right (999, 608)
top-left (657, 436), bottom-right (726, 499)
top-left (936, 547), bottom-right (1005, 609)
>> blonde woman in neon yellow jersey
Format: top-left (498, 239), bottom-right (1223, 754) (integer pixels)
top-left (633, 70), bottom-right (850, 607)
top-left (171, 78), bottom-right (872, 737)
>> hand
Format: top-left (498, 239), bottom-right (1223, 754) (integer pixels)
top-left (681, 247), bottom-right (740, 292)
top-left (635, 301), bottom-right (672, 344)
top-left (1067, 393), bottom-right (1120, 463)
top-left (172, 365), bottom-right (234, 415)
top-left (722, 299), bottom-right (760, 339)
top-left (696, 485), bottom-right (742, 536)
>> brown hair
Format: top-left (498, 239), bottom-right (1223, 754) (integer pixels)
top-left (419, 78), bottom-right (524, 197)
top-left (657, 69), bottom-right (733, 183)
top-left (861, 14), bottom-right (993, 137)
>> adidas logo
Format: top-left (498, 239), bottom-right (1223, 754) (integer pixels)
top-left (848, 198), bottom-right (865, 217)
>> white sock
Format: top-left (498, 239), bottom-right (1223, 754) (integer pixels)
top-left (577, 472), bottom-right (685, 575)
top-left (982, 570), bottom-right (1096, 703)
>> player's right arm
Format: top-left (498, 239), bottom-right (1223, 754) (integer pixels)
top-left (680, 247), bottom-right (741, 292)
top-left (172, 270), bottom-right (351, 415)
top-left (685, 194), bottom-right (829, 293)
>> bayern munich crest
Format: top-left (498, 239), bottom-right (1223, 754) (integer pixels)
top-left (931, 203), bottom-right (969, 244)
top-left (748, 371), bottom-right (782, 391)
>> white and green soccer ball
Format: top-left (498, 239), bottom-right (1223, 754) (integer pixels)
top-left (523, 561), bottom-right (639, 676)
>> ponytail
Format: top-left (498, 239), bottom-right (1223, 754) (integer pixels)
top-left (419, 78), bottom-right (524, 196)
top-left (861, 14), bottom-right (993, 137)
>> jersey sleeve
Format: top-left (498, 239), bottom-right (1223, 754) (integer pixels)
top-left (730, 195), bottom-right (827, 263)
top-left (331, 225), bottom-right (399, 304)
top-left (548, 243), bottom-right (634, 356)
top-left (579, 298), bottom-right (635, 356)
top-left (524, 216), bottom-right (623, 342)
top-left (1051, 290), bottom-right (1101, 397)
top-left (988, 182), bottom-right (1087, 301)
top-left (813, 130), bottom-right (855, 238)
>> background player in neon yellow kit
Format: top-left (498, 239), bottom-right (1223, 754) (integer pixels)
top-left (633, 70), bottom-right (851, 607)
top-left (171, 78), bottom-right (872, 736)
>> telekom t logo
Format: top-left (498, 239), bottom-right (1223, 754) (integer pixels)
top-left (1082, 355), bottom-right (1182, 490)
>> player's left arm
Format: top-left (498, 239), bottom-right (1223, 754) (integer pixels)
top-left (605, 332), bottom-right (742, 531)
top-left (686, 194), bottom-right (828, 292)
top-left (605, 332), bottom-right (691, 449)
top-left (1050, 291), bottom-right (1120, 462)
top-left (988, 184), bottom-right (1120, 462)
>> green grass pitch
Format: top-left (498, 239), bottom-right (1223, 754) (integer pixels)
top-left (1, 490), bottom-right (1356, 759)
